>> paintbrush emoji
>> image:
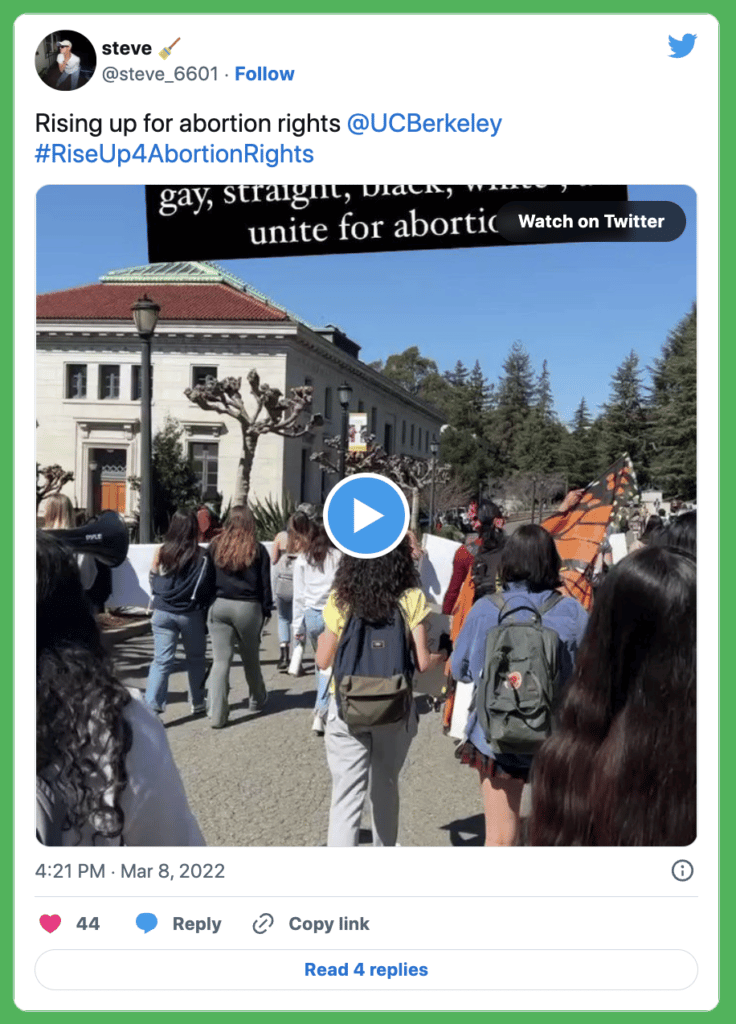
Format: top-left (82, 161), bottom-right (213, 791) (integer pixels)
top-left (159, 37), bottom-right (180, 60)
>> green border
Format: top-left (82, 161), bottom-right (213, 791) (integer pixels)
top-left (12, 1), bottom-right (724, 1019)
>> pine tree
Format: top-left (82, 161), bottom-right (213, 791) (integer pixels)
top-left (535, 360), bottom-right (554, 424)
top-left (563, 397), bottom-right (602, 486)
top-left (494, 342), bottom-right (536, 473)
top-left (648, 305), bottom-right (696, 498)
top-left (518, 360), bottom-right (559, 475)
top-left (572, 396), bottom-right (591, 433)
top-left (598, 350), bottom-right (649, 481)
top-left (445, 360), bottom-right (470, 389)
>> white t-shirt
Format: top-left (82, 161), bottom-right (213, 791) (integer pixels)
top-left (292, 548), bottom-right (341, 635)
top-left (52, 695), bottom-right (205, 846)
top-left (57, 52), bottom-right (81, 73)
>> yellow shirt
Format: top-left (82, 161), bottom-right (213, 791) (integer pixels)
top-left (322, 587), bottom-right (430, 637)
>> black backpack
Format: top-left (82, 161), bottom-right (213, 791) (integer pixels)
top-left (333, 609), bottom-right (414, 729)
top-left (471, 546), bottom-right (504, 602)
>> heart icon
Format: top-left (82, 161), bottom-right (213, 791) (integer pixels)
top-left (40, 914), bottom-right (61, 934)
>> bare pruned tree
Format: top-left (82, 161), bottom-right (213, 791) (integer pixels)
top-left (505, 471), bottom-right (567, 521)
top-left (311, 435), bottom-right (450, 530)
top-left (418, 471), bottom-right (470, 525)
top-left (184, 371), bottom-right (323, 505)
top-left (37, 464), bottom-right (74, 509)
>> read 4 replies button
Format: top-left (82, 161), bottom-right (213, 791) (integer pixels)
top-left (324, 474), bottom-right (410, 559)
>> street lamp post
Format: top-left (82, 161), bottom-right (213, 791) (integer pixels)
top-left (429, 437), bottom-right (439, 534)
top-left (131, 295), bottom-right (160, 543)
top-left (337, 382), bottom-right (353, 481)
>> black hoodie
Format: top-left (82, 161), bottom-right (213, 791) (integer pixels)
top-left (149, 551), bottom-right (214, 614)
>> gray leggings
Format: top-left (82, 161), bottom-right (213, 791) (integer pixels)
top-left (207, 598), bottom-right (266, 727)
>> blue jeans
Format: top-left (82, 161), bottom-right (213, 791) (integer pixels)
top-left (59, 68), bottom-right (80, 89)
top-left (145, 609), bottom-right (207, 711)
top-left (276, 597), bottom-right (292, 644)
top-left (304, 607), bottom-right (329, 714)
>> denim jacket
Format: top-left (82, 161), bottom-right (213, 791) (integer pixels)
top-left (450, 582), bottom-right (589, 758)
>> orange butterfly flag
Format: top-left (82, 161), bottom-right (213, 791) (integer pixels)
top-left (542, 455), bottom-right (638, 610)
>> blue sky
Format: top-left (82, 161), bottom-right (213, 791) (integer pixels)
top-left (36, 184), bottom-right (695, 424)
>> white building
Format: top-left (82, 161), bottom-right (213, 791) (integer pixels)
top-left (36, 261), bottom-right (444, 516)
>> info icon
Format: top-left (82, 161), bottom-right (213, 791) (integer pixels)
top-left (324, 474), bottom-right (410, 559)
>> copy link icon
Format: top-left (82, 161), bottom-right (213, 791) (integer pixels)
top-left (324, 474), bottom-right (410, 559)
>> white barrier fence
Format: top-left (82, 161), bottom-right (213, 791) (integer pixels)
top-left (109, 536), bottom-right (461, 611)
top-left (108, 541), bottom-right (276, 609)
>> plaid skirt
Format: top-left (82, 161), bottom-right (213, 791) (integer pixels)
top-left (454, 741), bottom-right (531, 782)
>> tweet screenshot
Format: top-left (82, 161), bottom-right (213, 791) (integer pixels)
top-left (15, 10), bottom-right (717, 1015)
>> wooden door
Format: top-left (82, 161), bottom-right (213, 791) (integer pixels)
top-left (100, 481), bottom-right (126, 514)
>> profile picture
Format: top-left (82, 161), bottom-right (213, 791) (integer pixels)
top-left (36, 31), bottom-right (96, 91)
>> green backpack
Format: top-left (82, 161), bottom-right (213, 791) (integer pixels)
top-left (476, 592), bottom-right (564, 755)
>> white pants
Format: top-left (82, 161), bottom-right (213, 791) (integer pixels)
top-left (324, 697), bottom-right (418, 847)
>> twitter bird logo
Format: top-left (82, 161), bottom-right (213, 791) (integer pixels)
top-left (669, 34), bottom-right (696, 58)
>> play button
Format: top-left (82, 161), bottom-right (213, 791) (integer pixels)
top-left (324, 473), bottom-right (411, 559)
top-left (353, 498), bottom-right (383, 533)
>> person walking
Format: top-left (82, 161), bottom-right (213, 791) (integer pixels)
top-left (316, 536), bottom-right (448, 846)
top-left (291, 520), bottom-right (341, 733)
top-left (451, 525), bottom-right (588, 847)
top-left (144, 511), bottom-right (213, 716)
top-left (37, 531), bottom-right (204, 846)
top-left (529, 545), bottom-right (695, 846)
top-left (271, 510), bottom-right (314, 670)
top-left (207, 506), bottom-right (272, 728)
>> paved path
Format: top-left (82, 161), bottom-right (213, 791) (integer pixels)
top-left (112, 622), bottom-right (491, 847)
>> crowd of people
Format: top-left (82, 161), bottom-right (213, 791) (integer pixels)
top-left (36, 495), bottom-right (697, 849)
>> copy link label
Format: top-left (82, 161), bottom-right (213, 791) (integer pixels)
top-left (324, 474), bottom-right (410, 559)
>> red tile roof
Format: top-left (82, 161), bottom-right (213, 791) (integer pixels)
top-left (36, 282), bottom-right (290, 323)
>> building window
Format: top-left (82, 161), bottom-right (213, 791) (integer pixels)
top-left (425, 430), bottom-right (429, 452)
top-left (304, 376), bottom-right (313, 387)
top-left (192, 366), bottom-right (218, 389)
top-left (402, 420), bottom-right (407, 444)
top-left (324, 386), bottom-right (333, 421)
top-left (131, 365), bottom-right (153, 401)
top-left (410, 424), bottom-right (415, 448)
top-left (99, 365), bottom-right (120, 400)
top-left (189, 442), bottom-right (219, 500)
top-left (371, 406), bottom-right (378, 435)
top-left (65, 364), bottom-right (87, 399)
top-left (384, 423), bottom-right (393, 455)
top-left (358, 400), bottom-right (365, 413)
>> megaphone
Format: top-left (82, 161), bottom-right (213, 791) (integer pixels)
top-left (47, 510), bottom-right (130, 568)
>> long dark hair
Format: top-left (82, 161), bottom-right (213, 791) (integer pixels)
top-left (332, 536), bottom-right (420, 622)
top-left (209, 505), bottom-right (257, 571)
top-left (529, 546), bottom-right (696, 846)
top-left (655, 510), bottom-right (696, 560)
top-left (477, 501), bottom-right (505, 552)
top-left (37, 531), bottom-right (132, 844)
top-left (306, 520), bottom-right (334, 571)
top-left (500, 524), bottom-right (562, 591)
top-left (157, 510), bottom-right (200, 574)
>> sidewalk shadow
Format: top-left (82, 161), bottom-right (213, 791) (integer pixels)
top-left (439, 814), bottom-right (484, 846)
top-left (111, 638), bottom-right (155, 684)
top-left (413, 694), bottom-right (446, 718)
top-left (163, 684), bottom-right (317, 730)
